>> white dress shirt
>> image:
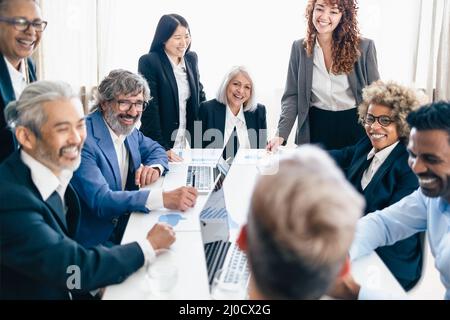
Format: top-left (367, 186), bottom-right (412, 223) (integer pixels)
top-left (21, 150), bottom-right (72, 211)
top-left (361, 141), bottom-right (399, 190)
top-left (310, 42), bottom-right (356, 111)
top-left (4, 56), bottom-right (28, 99)
top-left (224, 105), bottom-right (251, 149)
top-left (166, 52), bottom-right (191, 149)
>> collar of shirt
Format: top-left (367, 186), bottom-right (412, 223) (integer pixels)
top-left (366, 141), bottom-right (399, 163)
top-left (104, 117), bottom-right (129, 190)
top-left (4, 56), bottom-right (27, 98)
top-left (21, 150), bottom-right (72, 201)
top-left (225, 104), bottom-right (246, 127)
top-left (105, 119), bottom-right (127, 146)
top-left (165, 51), bottom-right (186, 70)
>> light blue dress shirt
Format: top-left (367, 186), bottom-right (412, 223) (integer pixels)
top-left (350, 189), bottom-right (450, 300)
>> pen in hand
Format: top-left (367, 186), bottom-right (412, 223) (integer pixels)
top-left (191, 170), bottom-right (196, 188)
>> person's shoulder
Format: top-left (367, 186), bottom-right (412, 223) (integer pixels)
top-left (185, 51), bottom-right (199, 64)
top-left (201, 99), bottom-right (223, 109)
top-left (256, 103), bottom-right (266, 111)
top-left (359, 37), bottom-right (376, 51)
top-left (138, 51), bottom-right (161, 65)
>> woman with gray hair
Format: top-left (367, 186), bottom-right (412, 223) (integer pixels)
top-left (198, 66), bottom-right (267, 154)
top-left (329, 80), bottom-right (423, 291)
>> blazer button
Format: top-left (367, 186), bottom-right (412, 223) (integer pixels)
top-left (112, 218), bottom-right (118, 226)
top-left (174, 122), bottom-right (179, 126)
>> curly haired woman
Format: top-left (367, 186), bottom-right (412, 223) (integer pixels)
top-left (329, 80), bottom-right (423, 290)
top-left (268, 0), bottom-right (380, 151)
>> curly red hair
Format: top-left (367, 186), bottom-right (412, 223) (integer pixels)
top-left (304, 0), bottom-right (360, 75)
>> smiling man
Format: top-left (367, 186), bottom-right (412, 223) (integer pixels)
top-left (339, 101), bottom-right (450, 300)
top-left (0, 81), bottom-right (176, 299)
top-left (72, 69), bottom-right (197, 248)
top-left (0, 0), bottom-right (45, 162)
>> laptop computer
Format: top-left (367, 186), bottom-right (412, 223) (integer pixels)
top-left (198, 177), bottom-right (250, 289)
top-left (185, 134), bottom-right (240, 193)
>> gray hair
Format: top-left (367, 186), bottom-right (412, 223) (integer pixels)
top-left (0, 0), bottom-right (39, 14)
top-left (4, 80), bottom-right (78, 138)
top-left (247, 145), bottom-right (364, 299)
top-left (216, 66), bottom-right (257, 112)
top-left (92, 69), bottom-right (151, 112)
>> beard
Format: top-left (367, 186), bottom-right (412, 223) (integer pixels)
top-left (103, 107), bottom-right (140, 136)
top-left (35, 142), bottom-right (82, 173)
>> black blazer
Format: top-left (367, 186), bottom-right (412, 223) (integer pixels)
top-left (0, 54), bottom-right (37, 163)
top-left (138, 50), bottom-right (206, 150)
top-left (0, 151), bottom-right (144, 299)
top-left (330, 137), bottom-right (423, 290)
top-left (198, 99), bottom-right (267, 149)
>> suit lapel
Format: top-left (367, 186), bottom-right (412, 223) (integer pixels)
top-left (125, 134), bottom-right (139, 173)
top-left (347, 139), bottom-right (372, 183)
top-left (305, 54), bottom-right (313, 107)
top-left (26, 57), bottom-right (37, 82)
top-left (45, 192), bottom-right (68, 231)
top-left (364, 143), bottom-right (405, 194)
top-left (215, 101), bottom-right (226, 145)
top-left (90, 111), bottom-right (122, 189)
top-left (159, 52), bottom-right (180, 117)
top-left (184, 57), bottom-right (196, 103)
top-left (347, 71), bottom-right (358, 103)
top-left (244, 111), bottom-right (257, 149)
top-left (0, 53), bottom-right (16, 107)
top-left (65, 184), bottom-right (81, 237)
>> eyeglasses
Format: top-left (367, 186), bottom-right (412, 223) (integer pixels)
top-left (114, 99), bottom-right (149, 112)
top-left (364, 114), bottom-right (394, 127)
top-left (0, 16), bottom-right (48, 32)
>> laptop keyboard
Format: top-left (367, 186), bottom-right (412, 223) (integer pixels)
top-left (224, 244), bottom-right (249, 284)
top-left (204, 241), bottom-right (249, 286)
top-left (187, 165), bottom-right (211, 191)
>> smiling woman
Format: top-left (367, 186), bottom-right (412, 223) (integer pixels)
top-left (0, 0), bottom-right (43, 162)
top-left (329, 80), bottom-right (424, 290)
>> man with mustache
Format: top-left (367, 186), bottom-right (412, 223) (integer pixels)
top-left (72, 69), bottom-right (197, 247)
top-left (0, 81), bottom-right (176, 299)
top-left (332, 101), bottom-right (450, 300)
top-left (0, 0), bottom-right (44, 163)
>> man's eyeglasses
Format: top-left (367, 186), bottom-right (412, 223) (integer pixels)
top-left (0, 17), bottom-right (48, 32)
top-left (114, 99), bottom-right (149, 112)
top-left (364, 114), bottom-right (394, 127)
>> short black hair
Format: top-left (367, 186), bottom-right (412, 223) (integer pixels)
top-left (149, 14), bottom-right (191, 53)
top-left (407, 101), bottom-right (450, 144)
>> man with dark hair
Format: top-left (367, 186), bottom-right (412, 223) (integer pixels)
top-left (0, 80), bottom-right (175, 299)
top-left (336, 101), bottom-right (450, 300)
top-left (0, 0), bottom-right (44, 162)
top-left (72, 69), bottom-right (197, 247)
top-left (236, 145), bottom-right (365, 299)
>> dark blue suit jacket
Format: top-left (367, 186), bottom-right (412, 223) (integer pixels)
top-left (72, 111), bottom-right (168, 247)
top-left (0, 54), bottom-right (37, 163)
top-left (138, 50), bottom-right (206, 149)
top-left (330, 137), bottom-right (423, 289)
top-left (0, 151), bottom-right (144, 299)
top-left (198, 99), bottom-right (267, 149)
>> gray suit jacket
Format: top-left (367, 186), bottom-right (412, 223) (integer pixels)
top-left (277, 38), bottom-right (380, 145)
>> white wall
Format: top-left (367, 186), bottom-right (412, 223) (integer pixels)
top-left (42, 0), bottom-right (422, 139)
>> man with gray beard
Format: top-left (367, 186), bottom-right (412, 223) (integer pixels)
top-left (0, 80), bottom-right (176, 299)
top-left (72, 69), bottom-right (197, 248)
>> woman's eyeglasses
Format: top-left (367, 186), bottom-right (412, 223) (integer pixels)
top-left (364, 114), bottom-right (394, 127)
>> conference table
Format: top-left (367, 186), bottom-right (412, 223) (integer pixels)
top-left (103, 148), bottom-right (405, 300)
